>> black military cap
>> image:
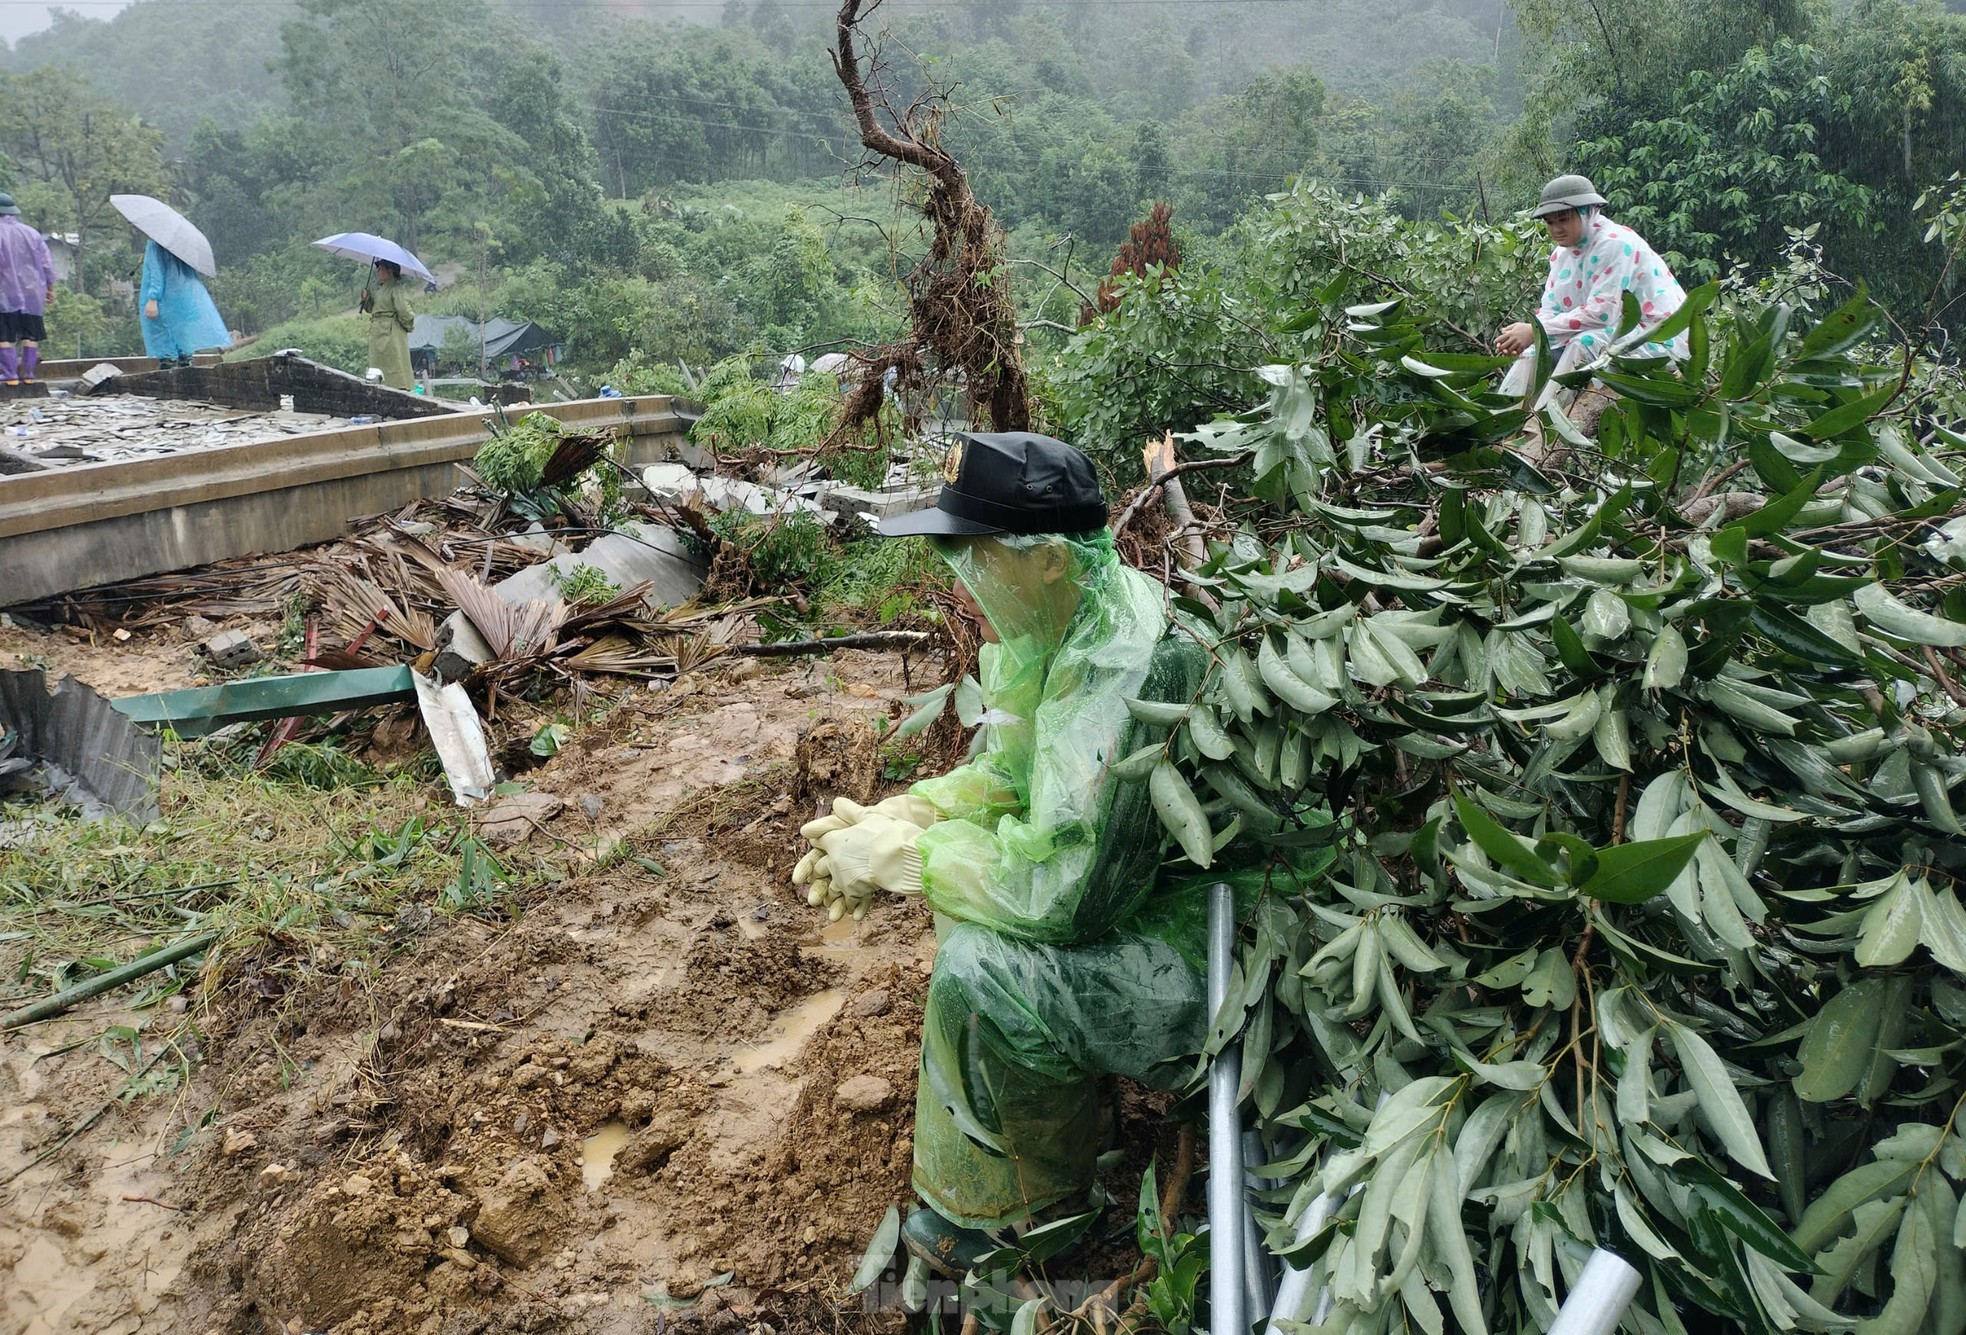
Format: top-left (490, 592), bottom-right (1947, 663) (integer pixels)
top-left (879, 432), bottom-right (1108, 537)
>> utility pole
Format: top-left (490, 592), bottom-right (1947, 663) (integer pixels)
top-left (479, 231), bottom-right (489, 381)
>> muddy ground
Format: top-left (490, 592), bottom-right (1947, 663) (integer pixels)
top-left (0, 634), bottom-right (951, 1335)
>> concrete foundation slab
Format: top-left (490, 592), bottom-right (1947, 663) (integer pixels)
top-left (0, 395), bottom-right (699, 606)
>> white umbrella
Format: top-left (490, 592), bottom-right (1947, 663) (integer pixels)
top-left (110, 194), bottom-right (216, 277)
top-left (311, 232), bottom-right (436, 287)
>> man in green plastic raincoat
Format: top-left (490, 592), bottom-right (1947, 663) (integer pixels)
top-left (793, 432), bottom-right (1217, 1276)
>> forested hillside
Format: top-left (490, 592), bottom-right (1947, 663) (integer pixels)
top-left (1, 0), bottom-right (1963, 382)
top-left (5, 5), bottom-right (1966, 1335)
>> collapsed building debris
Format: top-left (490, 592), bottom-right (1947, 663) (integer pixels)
top-left (111, 666), bottom-right (419, 739)
top-left (0, 445), bottom-right (954, 826)
top-left (430, 516), bottom-right (704, 677)
top-left (643, 460), bottom-right (936, 535)
top-left (0, 393), bottom-right (370, 471)
top-left (411, 670), bottom-right (496, 806)
top-left (0, 668), bottom-right (163, 825)
top-left (0, 389), bottom-right (697, 606)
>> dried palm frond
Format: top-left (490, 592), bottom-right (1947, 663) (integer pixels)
top-left (313, 565), bottom-right (436, 652)
top-left (539, 429), bottom-right (615, 487)
top-left (558, 581), bottom-right (657, 637)
top-left (563, 634), bottom-right (678, 678)
top-left (433, 566), bottom-right (565, 660)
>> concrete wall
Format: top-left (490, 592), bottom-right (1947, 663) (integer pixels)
top-left (0, 396), bottom-right (700, 606)
top-left (36, 352), bottom-right (223, 380)
top-left (98, 353), bottom-right (454, 419)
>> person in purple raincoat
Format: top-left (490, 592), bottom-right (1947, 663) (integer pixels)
top-left (0, 193), bottom-right (57, 385)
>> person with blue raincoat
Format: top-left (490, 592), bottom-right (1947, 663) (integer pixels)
top-left (139, 239), bottom-right (229, 367)
top-left (793, 432), bottom-right (1227, 1275)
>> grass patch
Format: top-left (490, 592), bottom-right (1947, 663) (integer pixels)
top-left (820, 534), bottom-right (948, 624)
top-left (0, 740), bottom-right (536, 1034)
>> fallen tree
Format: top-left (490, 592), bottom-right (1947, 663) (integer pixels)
top-left (1124, 239), bottom-right (1966, 1334)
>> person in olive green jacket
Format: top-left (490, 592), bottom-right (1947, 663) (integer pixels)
top-left (360, 259), bottom-right (415, 390)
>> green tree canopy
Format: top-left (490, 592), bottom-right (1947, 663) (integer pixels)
top-left (1576, 42), bottom-right (1877, 285)
top-left (0, 64), bottom-right (166, 291)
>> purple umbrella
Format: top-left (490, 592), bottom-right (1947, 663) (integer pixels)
top-left (312, 232), bottom-right (436, 286)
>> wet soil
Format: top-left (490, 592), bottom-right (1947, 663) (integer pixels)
top-left (0, 650), bottom-right (944, 1334)
top-left (0, 616), bottom-right (221, 701)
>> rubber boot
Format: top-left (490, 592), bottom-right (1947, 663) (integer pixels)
top-left (0, 344), bottom-right (16, 385)
top-left (19, 343), bottom-right (37, 383)
top-left (902, 1207), bottom-right (998, 1280)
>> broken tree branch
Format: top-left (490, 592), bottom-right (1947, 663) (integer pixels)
top-left (1112, 453), bottom-right (1253, 537)
top-left (1010, 255), bottom-right (1097, 308)
top-left (734, 631), bottom-right (933, 658)
top-left (1924, 645), bottom-right (1966, 708)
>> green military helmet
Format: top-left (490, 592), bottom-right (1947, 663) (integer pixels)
top-left (1529, 173), bottom-right (1607, 219)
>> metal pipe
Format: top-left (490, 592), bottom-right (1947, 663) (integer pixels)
top-left (1547, 1250), bottom-right (1642, 1335)
top-left (1264, 1090), bottom-right (1385, 1335)
top-left (1242, 1130), bottom-right (1276, 1323)
top-left (1262, 1190), bottom-right (1335, 1335)
top-left (1207, 882), bottom-right (1246, 1335)
top-left (1241, 1191), bottom-right (1270, 1327)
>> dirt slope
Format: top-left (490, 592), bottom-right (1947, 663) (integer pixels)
top-left (0, 651), bottom-right (936, 1334)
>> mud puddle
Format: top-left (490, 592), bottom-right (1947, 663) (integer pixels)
top-left (733, 989), bottom-right (847, 1076)
top-left (580, 1122), bottom-right (634, 1191)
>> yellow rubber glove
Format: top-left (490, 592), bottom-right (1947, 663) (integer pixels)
top-left (794, 796), bottom-right (934, 920)
top-left (799, 798), bottom-right (873, 846)
top-left (868, 793), bottom-right (939, 829)
top-left (867, 826), bottom-right (924, 896)
top-left (792, 842), bottom-right (832, 899)
top-left (793, 842), bottom-right (876, 921)
top-left (816, 814), bottom-right (923, 901)
top-left (792, 799), bottom-right (866, 908)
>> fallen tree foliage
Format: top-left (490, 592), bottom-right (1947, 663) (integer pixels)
top-left (1128, 252), bottom-right (1966, 1332)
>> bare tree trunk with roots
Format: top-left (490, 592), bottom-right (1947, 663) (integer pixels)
top-left (831, 0), bottom-right (1033, 435)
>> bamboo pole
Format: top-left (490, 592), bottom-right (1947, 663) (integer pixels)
top-left (0, 931), bottom-right (217, 1031)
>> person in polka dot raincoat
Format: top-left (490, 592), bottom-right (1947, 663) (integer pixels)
top-left (1496, 174), bottom-right (1688, 398)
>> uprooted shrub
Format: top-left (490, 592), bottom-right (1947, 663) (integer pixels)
top-left (689, 359), bottom-right (902, 490)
